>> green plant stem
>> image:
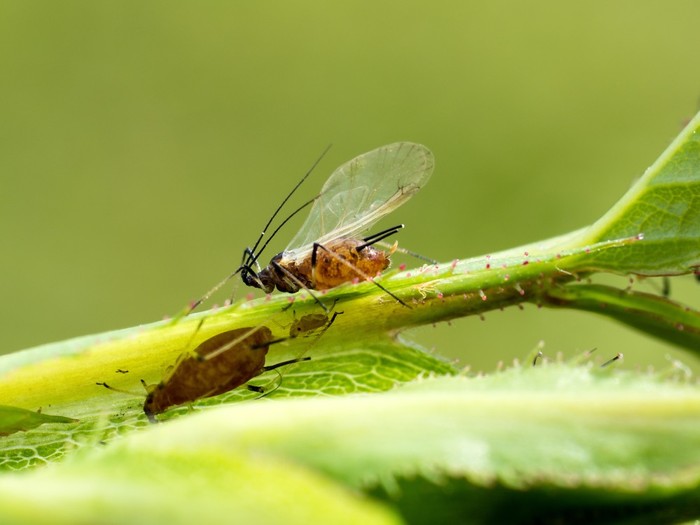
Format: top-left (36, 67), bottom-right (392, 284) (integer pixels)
top-left (541, 282), bottom-right (700, 352)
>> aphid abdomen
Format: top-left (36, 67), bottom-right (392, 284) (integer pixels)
top-left (310, 239), bottom-right (390, 291)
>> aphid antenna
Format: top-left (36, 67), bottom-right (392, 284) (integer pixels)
top-left (187, 146), bottom-right (332, 316)
top-left (98, 316), bottom-right (206, 398)
top-left (310, 242), bottom-right (410, 308)
top-left (247, 192), bottom-right (323, 270)
top-left (242, 247), bottom-right (263, 273)
top-left (186, 196), bottom-right (322, 314)
top-left (97, 326), bottom-right (211, 401)
top-left (96, 381), bottom-right (143, 398)
top-left (245, 144), bottom-right (332, 265)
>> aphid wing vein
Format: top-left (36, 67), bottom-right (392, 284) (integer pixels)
top-left (284, 142), bottom-right (434, 253)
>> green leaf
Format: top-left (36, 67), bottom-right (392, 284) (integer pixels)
top-left (1, 365), bottom-right (699, 525)
top-left (0, 448), bottom-right (402, 525)
top-left (0, 331), bottom-right (455, 470)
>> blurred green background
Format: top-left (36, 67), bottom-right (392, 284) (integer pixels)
top-left (1, 2), bottom-right (699, 372)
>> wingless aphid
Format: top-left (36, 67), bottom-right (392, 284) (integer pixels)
top-left (190, 142), bottom-right (434, 311)
top-left (140, 310), bottom-right (343, 421)
top-left (141, 325), bottom-right (307, 422)
top-left (98, 325), bottom-right (308, 422)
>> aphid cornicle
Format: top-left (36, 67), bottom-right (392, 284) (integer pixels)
top-left (190, 142), bottom-right (434, 312)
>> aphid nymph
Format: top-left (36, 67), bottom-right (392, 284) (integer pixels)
top-left (289, 310), bottom-right (342, 338)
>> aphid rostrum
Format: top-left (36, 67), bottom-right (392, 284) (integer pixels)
top-left (191, 142), bottom-right (434, 311)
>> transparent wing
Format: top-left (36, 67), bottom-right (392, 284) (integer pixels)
top-left (284, 142), bottom-right (434, 258)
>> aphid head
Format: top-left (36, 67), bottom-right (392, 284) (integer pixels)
top-left (242, 265), bottom-right (275, 293)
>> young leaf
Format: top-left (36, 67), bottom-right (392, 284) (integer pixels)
top-left (569, 111), bottom-right (700, 276)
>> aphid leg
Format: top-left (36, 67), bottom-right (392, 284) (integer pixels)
top-left (95, 382), bottom-right (143, 397)
top-left (183, 318), bottom-right (207, 355)
top-left (254, 310), bottom-right (339, 396)
top-left (181, 265), bottom-right (245, 317)
top-left (264, 356), bottom-right (313, 372)
top-left (319, 310), bottom-right (343, 336)
top-left (202, 325), bottom-right (266, 361)
top-left (311, 242), bottom-right (410, 308)
top-left (247, 356), bottom-right (313, 396)
top-left (269, 259), bottom-right (330, 312)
